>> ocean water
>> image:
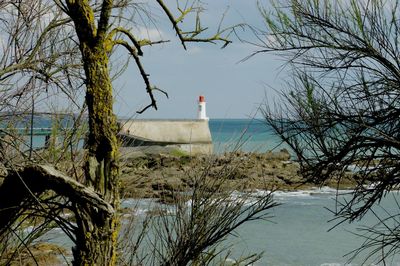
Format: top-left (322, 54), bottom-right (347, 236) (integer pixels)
top-left (22, 118), bottom-right (286, 153)
top-left (227, 189), bottom-right (400, 266)
top-left (2, 115), bottom-right (82, 150)
top-left (122, 190), bottom-right (400, 266)
top-left (209, 118), bottom-right (290, 154)
top-left (46, 190), bottom-right (400, 266)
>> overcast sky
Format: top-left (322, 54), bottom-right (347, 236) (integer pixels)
top-left (112, 0), bottom-right (287, 119)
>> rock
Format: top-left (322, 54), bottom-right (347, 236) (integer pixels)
top-left (158, 190), bottom-right (189, 204)
top-left (1, 242), bottom-right (68, 266)
top-left (151, 177), bottom-right (183, 192)
top-left (119, 150), bottom-right (352, 198)
top-left (264, 149), bottom-right (291, 160)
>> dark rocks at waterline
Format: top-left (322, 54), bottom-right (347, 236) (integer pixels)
top-left (119, 148), bottom-right (354, 200)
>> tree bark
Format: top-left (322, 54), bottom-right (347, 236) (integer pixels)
top-left (71, 47), bottom-right (120, 265)
top-left (65, 1), bottom-right (120, 265)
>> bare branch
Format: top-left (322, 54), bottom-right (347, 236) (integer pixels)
top-left (108, 27), bottom-right (143, 55)
top-left (156, 0), bottom-right (188, 49)
top-left (0, 164), bottom-right (114, 236)
top-left (156, 0), bottom-right (237, 49)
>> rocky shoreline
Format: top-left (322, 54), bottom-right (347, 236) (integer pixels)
top-left (0, 147), bottom-right (358, 265)
top-left (0, 146), bottom-right (357, 202)
top-left (119, 147), bottom-right (356, 201)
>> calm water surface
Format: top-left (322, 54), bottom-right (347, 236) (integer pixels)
top-left (228, 189), bottom-right (400, 266)
top-left (209, 118), bottom-right (290, 154)
top-left (129, 190), bottom-right (400, 266)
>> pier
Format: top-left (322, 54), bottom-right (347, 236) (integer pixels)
top-left (118, 95), bottom-right (213, 155)
top-left (118, 119), bottom-right (213, 155)
top-left (0, 96), bottom-right (213, 154)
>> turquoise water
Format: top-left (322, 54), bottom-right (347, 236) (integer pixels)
top-left (1, 115), bottom-right (83, 150)
top-left (22, 118), bottom-right (287, 153)
top-left (209, 119), bottom-right (290, 154)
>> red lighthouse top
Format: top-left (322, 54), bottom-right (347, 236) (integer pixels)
top-left (199, 95), bottom-right (205, 102)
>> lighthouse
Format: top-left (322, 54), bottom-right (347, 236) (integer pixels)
top-left (197, 95), bottom-right (209, 120)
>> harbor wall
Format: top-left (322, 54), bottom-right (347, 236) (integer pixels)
top-left (118, 120), bottom-right (213, 155)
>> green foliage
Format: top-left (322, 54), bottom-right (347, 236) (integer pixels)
top-left (259, 0), bottom-right (400, 263)
top-left (170, 148), bottom-right (189, 158)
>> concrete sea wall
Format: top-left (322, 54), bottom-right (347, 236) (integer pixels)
top-left (118, 120), bottom-right (213, 155)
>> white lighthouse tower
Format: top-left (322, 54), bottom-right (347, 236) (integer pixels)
top-left (197, 95), bottom-right (209, 120)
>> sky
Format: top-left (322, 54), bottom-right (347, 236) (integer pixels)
top-left (112, 0), bottom-right (287, 119)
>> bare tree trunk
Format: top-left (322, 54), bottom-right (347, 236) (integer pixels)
top-left (65, 1), bottom-right (120, 265)
top-left (72, 49), bottom-right (120, 265)
top-left (0, 0), bottom-right (247, 265)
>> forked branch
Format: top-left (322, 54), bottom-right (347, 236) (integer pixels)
top-left (156, 0), bottom-right (235, 50)
top-left (0, 164), bottom-right (114, 236)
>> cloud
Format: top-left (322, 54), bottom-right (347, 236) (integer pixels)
top-left (134, 26), bottom-right (166, 41)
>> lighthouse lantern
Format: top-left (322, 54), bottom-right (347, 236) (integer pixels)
top-left (197, 95), bottom-right (209, 120)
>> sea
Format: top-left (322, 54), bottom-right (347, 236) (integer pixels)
top-left (209, 118), bottom-right (290, 154)
top-left (12, 118), bottom-right (400, 265)
top-left (24, 118), bottom-right (288, 153)
top-left (118, 190), bottom-right (400, 266)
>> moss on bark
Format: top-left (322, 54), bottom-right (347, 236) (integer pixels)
top-left (65, 0), bottom-right (120, 265)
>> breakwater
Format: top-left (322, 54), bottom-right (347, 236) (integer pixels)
top-left (118, 119), bottom-right (213, 155)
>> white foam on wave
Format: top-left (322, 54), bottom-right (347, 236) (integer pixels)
top-left (182, 187), bottom-right (341, 207)
top-left (122, 198), bottom-right (177, 217)
top-left (185, 194), bottom-right (252, 208)
top-left (273, 187), bottom-right (351, 199)
top-left (220, 187), bottom-right (355, 206)
top-left (121, 187), bottom-right (355, 214)
top-left (121, 198), bottom-right (157, 208)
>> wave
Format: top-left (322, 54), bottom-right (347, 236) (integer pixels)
top-left (120, 187), bottom-right (353, 213)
